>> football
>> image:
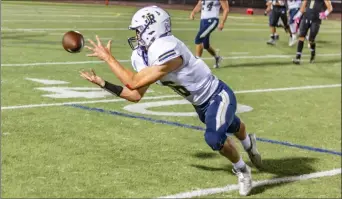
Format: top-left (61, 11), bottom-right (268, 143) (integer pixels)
top-left (62, 31), bottom-right (84, 53)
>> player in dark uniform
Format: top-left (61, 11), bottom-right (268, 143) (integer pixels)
top-left (292, 0), bottom-right (333, 64)
top-left (266, 0), bottom-right (292, 45)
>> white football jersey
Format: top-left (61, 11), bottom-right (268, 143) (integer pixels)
top-left (200, 0), bottom-right (221, 19)
top-left (287, 0), bottom-right (301, 10)
top-left (131, 35), bottom-right (219, 106)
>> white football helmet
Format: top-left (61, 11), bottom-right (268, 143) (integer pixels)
top-left (128, 6), bottom-right (172, 50)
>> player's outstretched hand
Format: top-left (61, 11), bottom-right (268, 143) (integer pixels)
top-left (86, 35), bottom-right (113, 62)
top-left (190, 12), bottom-right (195, 20)
top-left (218, 22), bottom-right (224, 31)
top-left (79, 69), bottom-right (105, 87)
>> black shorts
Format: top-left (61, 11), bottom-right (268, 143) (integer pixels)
top-left (269, 6), bottom-right (288, 27)
top-left (299, 16), bottom-right (321, 41)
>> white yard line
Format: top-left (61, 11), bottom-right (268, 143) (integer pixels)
top-left (158, 168), bottom-right (341, 198)
top-left (1, 19), bottom-right (269, 26)
top-left (1, 95), bottom-right (179, 110)
top-left (1, 27), bottom-right (340, 33)
top-left (234, 84), bottom-right (342, 94)
top-left (2, 84), bottom-right (340, 110)
top-left (2, 53), bottom-right (340, 67)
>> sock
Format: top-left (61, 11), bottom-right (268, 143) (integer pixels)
top-left (233, 157), bottom-right (246, 171)
top-left (285, 26), bottom-right (292, 38)
top-left (290, 23), bottom-right (297, 34)
top-left (275, 33), bottom-right (279, 40)
top-left (270, 34), bottom-right (275, 40)
top-left (195, 56), bottom-right (201, 59)
top-left (241, 135), bottom-right (251, 151)
top-left (296, 40), bottom-right (304, 59)
top-left (310, 42), bottom-right (316, 57)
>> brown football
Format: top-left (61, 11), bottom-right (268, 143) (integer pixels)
top-left (62, 31), bottom-right (84, 53)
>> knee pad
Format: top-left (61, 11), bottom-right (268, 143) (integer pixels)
top-left (204, 131), bottom-right (227, 151)
top-left (227, 115), bottom-right (241, 134)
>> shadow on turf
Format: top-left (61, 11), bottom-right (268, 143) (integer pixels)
top-left (191, 154), bottom-right (318, 195)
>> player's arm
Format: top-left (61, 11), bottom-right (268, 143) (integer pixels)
top-left (321, 0), bottom-right (333, 18)
top-left (294, 1), bottom-right (307, 20)
top-left (86, 36), bottom-right (183, 90)
top-left (106, 56), bottom-right (183, 90)
top-left (299, 0), bottom-right (307, 13)
top-left (265, 1), bottom-right (272, 14)
top-left (104, 82), bottom-right (149, 103)
top-left (190, 0), bottom-right (202, 19)
top-left (219, 0), bottom-right (229, 28)
top-left (79, 69), bottom-right (149, 103)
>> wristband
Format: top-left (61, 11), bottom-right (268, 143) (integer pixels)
top-left (294, 11), bottom-right (302, 19)
top-left (324, 10), bottom-right (330, 17)
top-left (102, 81), bottom-right (123, 96)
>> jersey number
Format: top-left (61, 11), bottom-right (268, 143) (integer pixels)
top-left (162, 81), bottom-right (191, 97)
top-left (309, 1), bottom-right (315, 9)
top-left (202, 0), bottom-right (214, 11)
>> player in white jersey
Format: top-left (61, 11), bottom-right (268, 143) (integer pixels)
top-left (80, 6), bottom-right (262, 196)
top-left (190, 0), bottom-right (229, 68)
top-left (287, 0), bottom-right (302, 46)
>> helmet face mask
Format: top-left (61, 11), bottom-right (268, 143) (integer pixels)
top-left (128, 23), bottom-right (150, 50)
top-left (127, 6), bottom-right (171, 51)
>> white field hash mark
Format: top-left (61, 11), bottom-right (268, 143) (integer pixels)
top-left (158, 168), bottom-right (341, 198)
top-left (1, 53), bottom-right (341, 67)
top-left (1, 84), bottom-right (341, 110)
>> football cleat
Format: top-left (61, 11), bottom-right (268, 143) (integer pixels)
top-left (292, 58), bottom-right (301, 65)
top-left (246, 134), bottom-right (262, 170)
top-left (310, 55), bottom-right (315, 63)
top-left (213, 56), bottom-right (222, 68)
top-left (267, 39), bottom-right (276, 45)
top-left (289, 35), bottom-right (297, 47)
top-left (233, 165), bottom-right (253, 196)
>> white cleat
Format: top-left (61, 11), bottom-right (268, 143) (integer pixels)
top-left (213, 56), bottom-right (222, 68)
top-left (267, 39), bottom-right (276, 45)
top-left (289, 36), bottom-right (297, 47)
top-left (246, 134), bottom-right (262, 170)
top-left (233, 165), bottom-right (253, 196)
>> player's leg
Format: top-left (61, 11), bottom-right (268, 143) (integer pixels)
top-left (268, 9), bottom-right (280, 45)
top-left (203, 38), bottom-right (222, 68)
top-left (229, 117), bottom-right (262, 169)
top-left (195, 44), bottom-right (204, 58)
top-left (268, 11), bottom-right (279, 40)
top-left (280, 9), bottom-right (292, 38)
top-left (293, 17), bottom-right (310, 64)
top-left (307, 21), bottom-right (321, 63)
top-left (201, 18), bottom-right (221, 68)
top-left (202, 83), bottom-right (253, 196)
top-left (288, 8), bottom-right (300, 46)
top-left (194, 20), bottom-right (206, 58)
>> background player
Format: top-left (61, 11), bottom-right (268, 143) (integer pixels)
top-left (190, 0), bottom-right (229, 68)
top-left (287, 0), bottom-right (302, 46)
top-left (80, 6), bottom-right (262, 196)
top-left (267, 0), bottom-right (292, 45)
top-left (292, 0), bottom-right (333, 64)
top-left (264, 0), bottom-right (281, 41)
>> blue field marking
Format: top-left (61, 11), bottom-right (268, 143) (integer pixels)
top-left (67, 104), bottom-right (342, 157)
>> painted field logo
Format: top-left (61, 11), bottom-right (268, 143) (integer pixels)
top-left (123, 99), bottom-right (253, 116)
top-left (26, 78), bottom-right (153, 99)
top-left (26, 78), bottom-right (253, 116)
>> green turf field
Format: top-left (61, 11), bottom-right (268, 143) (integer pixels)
top-left (1, 1), bottom-right (341, 198)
